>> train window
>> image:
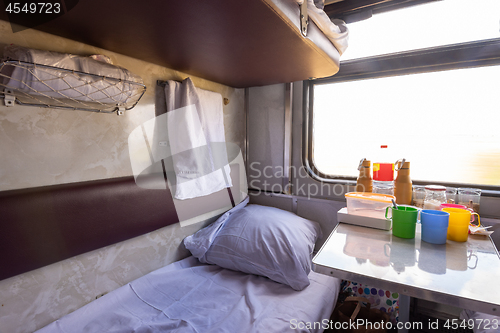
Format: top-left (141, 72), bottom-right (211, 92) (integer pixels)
top-left (312, 65), bottom-right (500, 187)
top-left (308, 1), bottom-right (500, 188)
top-left (341, 0), bottom-right (500, 61)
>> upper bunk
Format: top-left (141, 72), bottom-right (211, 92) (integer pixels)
top-left (2, 0), bottom-right (349, 88)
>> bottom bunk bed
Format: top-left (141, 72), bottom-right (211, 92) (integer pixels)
top-left (36, 199), bottom-right (341, 332)
top-left (37, 256), bottom-right (339, 332)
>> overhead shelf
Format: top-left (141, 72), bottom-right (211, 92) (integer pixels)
top-left (26, 0), bottom-right (342, 88)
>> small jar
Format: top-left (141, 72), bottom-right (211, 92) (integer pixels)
top-left (423, 185), bottom-right (447, 210)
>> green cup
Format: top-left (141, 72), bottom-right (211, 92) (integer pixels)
top-left (385, 206), bottom-right (419, 239)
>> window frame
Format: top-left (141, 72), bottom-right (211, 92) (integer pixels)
top-left (303, 38), bottom-right (500, 195)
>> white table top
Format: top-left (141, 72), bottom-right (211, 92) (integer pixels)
top-left (312, 222), bottom-right (500, 316)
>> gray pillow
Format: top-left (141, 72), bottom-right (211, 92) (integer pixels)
top-left (184, 202), bottom-right (321, 291)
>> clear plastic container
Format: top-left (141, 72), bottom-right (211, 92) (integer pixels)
top-left (423, 185), bottom-right (447, 210)
top-left (345, 192), bottom-right (396, 219)
top-left (458, 188), bottom-right (481, 213)
top-left (445, 187), bottom-right (457, 204)
top-left (412, 185), bottom-right (426, 208)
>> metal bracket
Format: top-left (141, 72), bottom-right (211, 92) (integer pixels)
top-left (292, 197), bottom-right (298, 214)
top-left (300, 0), bottom-right (309, 37)
top-left (117, 107), bottom-right (125, 116)
top-left (3, 89), bottom-right (15, 107)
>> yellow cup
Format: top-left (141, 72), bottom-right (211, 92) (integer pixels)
top-left (443, 207), bottom-right (480, 242)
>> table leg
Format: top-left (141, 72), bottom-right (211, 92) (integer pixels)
top-left (398, 294), bottom-right (410, 333)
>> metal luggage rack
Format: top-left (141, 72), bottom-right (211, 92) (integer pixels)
top-left (0, 60), bottom-right (146, 115)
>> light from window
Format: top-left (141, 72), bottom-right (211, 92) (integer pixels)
top-left (313, 65), bottom-right (500, 186)
top-left (341, 0), bottom-right (500, 60)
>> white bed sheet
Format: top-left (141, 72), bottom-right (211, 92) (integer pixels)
top-left (36, 256), bottom-right (340, 333)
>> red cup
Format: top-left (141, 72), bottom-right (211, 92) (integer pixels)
top-left (439, 203), bottom-right (473, 212)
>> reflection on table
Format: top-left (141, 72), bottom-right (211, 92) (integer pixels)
top-left (343, 230), bottom-right (479, 275)
top-left (313, 223), bottom-right (500, 315)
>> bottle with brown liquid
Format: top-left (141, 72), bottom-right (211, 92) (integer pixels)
top-left (394, 159), bottom-right (412, 205)
top-left (356, 158), bottom-right (372, 192)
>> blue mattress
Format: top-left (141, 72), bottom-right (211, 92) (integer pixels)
top-left (36, 256), bottom-right (341, 332)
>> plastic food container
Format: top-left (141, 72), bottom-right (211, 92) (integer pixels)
top-left (345, 192), bottom-right (396, 219)
top-left (423, 185), bottom-right (446, 210)
top-left (458, 188), bottom-right (481, 213)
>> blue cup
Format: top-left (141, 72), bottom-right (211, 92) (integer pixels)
top-left (420, 210), bottom-right (450, 245)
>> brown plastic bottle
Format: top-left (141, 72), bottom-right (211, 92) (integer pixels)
top-left (356, 159), bottom-right (372, 192)
top-left (394, 160), bottom-right (412, 205)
